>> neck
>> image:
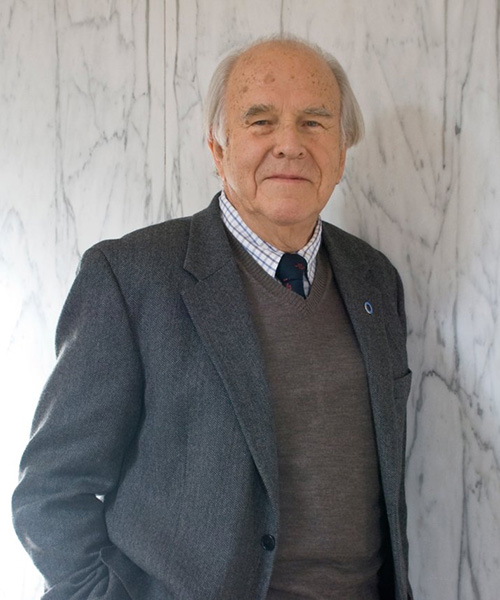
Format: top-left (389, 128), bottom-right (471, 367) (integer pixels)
top-left (226, 203), bottom-right (316, 252)
top-left (252, 222), bottom-right (315, 252)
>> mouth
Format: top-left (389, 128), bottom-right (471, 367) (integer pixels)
top-left (266, 174), bottom-right (309, 182)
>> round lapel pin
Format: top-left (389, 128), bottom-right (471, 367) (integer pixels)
top-left (364, 301), bottom-right (373, 314)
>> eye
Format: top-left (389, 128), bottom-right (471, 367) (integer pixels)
top-left (252, 119), bottom-right (271, 126)
top-left (304, 120), bottom-right (321, 128)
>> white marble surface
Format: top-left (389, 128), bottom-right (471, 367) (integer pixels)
top-left (1, 0), bottom-right (499, 598)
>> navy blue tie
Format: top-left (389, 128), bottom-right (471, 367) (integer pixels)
top-left (275, 253), bottom-right (308, 298)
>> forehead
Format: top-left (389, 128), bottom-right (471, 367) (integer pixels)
top-left (226, 43), bottom-right (340, 108)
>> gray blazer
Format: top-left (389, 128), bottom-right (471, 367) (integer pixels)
top-left (13, 196), bottom-right (413, 600)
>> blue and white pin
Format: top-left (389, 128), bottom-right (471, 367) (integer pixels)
top-left (364, 301), bottom-right (374, 315)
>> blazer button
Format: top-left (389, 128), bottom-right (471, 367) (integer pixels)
top-left (261, 534), bottom-right (276, 551)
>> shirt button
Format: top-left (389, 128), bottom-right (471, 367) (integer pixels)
top-left (261, 534), bottom-right (276, 551)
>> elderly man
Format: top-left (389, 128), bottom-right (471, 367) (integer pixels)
top-left (13, 37), bottom-right (413, 600)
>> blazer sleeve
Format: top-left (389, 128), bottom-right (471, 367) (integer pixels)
top-left (12, 248), bottom-right (144, 599)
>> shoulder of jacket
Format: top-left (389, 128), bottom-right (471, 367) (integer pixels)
top-left (322, 220), bottom-right (396, 273)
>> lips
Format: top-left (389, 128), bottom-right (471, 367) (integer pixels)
top-left (266, 174), bottom-right (308, 181)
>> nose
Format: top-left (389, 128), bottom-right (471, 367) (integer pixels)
top-left (272, 123), bottom-right (306, 159)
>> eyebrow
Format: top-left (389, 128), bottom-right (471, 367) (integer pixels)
top-left (242, 104), bottom-right (334, 120)
top-left (242, 104), bottom-right (275, 119)
top-left (302, 106), bottom-right (334, 118)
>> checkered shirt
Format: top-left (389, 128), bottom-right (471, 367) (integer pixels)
top-left (219, 190), bottom-right (322, 297)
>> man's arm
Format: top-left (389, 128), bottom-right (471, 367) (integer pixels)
top-left (12, 248), bottom-right (144, 599)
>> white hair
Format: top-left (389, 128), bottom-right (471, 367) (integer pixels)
top-left (203, 34), bottom-right (364, 149)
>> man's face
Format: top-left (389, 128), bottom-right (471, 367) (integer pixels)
top-left (209, 42), bottom-right (347, 247)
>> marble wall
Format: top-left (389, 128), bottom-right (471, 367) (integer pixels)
top-left (1, 1), bottom-right (498, 599)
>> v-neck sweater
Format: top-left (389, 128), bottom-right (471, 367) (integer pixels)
top-left (230, 236), bottom-right (385, 600)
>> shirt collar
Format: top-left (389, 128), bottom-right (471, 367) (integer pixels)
top-left (218, 190), bottom-right (322, 284)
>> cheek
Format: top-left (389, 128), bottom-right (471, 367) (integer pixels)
top-left (235, 147), bottom-right (267, 182)
top-left (319, 148), bottom-right (343, 176)
top-left (223, 147), bottom-right (261, 195)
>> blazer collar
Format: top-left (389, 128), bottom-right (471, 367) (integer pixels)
top-left (181, 195), bottom-right (279, 513)
top-left (182, 195), bottom-right (233, 281)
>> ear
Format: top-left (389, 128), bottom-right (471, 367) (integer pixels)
top-left (207, 131), bottom-right (225, 179)
top-left (337, 145), bottom-right (347, 183)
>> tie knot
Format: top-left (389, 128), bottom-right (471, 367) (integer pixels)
top-left (275, 253), bottom-right (308, 298)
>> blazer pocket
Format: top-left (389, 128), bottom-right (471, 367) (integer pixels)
top-left (394, 370), bottom-right (412, 403)
top-left (393, 371), bottom-right (412, 446)
top-left (97, 546), bottom-right (133, 600)
top-left (100, 546), bottom-right (170, 600)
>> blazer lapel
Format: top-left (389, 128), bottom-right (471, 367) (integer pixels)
top-left (322, 227), bottom-right (399, 498)
top-left (180, 198), bottom-right (279, 511)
